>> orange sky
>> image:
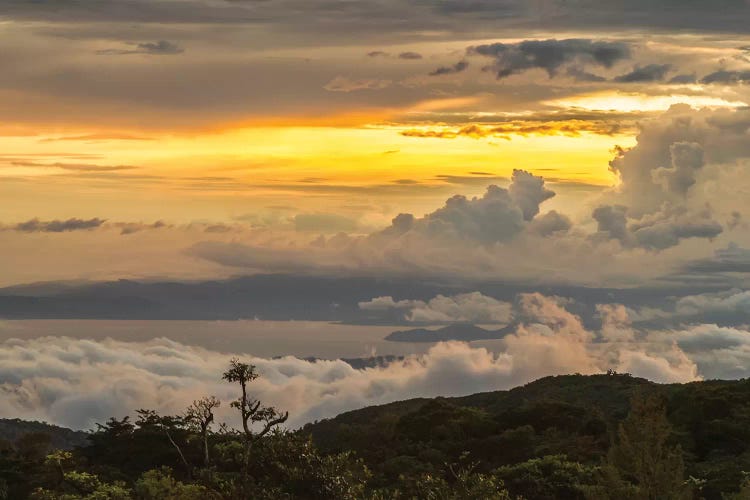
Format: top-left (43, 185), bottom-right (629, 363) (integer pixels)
top-left (2, 2), bottom-right (750, 284)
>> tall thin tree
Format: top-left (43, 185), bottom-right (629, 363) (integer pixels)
top-left (222, 358), bottom-right (289, 469)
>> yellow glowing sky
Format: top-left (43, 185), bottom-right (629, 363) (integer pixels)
top-left (7, 85), bottom-right (742, 224)
top-left (1, 16), bottom-right (749, 234)
top-left (0, 122), bottom-right (631, 223)
top-left (1, 0), bottom-right (750, 287)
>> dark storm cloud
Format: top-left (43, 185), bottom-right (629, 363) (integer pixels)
top-left (614, 64), bottom-right (671, 83)
top-left (469, 39), bottom-right (631, 79)
top-left (11, 218), bottom-right (106, 233)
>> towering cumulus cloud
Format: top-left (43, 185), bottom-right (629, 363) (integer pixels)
top-left (397, 169), bottom-right (555, 243)
top-left (591, 105), bottom-right (750, 251)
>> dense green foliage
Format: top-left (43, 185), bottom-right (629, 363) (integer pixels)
top-left (306, 374), bottom-right (750, 499)
top-left (2, 368), bottom-right (750, 498)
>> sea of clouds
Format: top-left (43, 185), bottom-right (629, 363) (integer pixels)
top-left (1, 293), bottom-right (747, 430)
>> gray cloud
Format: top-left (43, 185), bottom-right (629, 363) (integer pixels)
top-left (97, 40), bottom-right (184, 56)
top-left (429, 60), bottom-right (469, 76)
top-left (675, 289), bottom-right (750, 318)
top-left (606, 106), bottom-right (750, 215)
top-left (115, 220), bottom-right (169, 235)
top-left (592, 205), bottom-right (630, 244)
top-left (669, 73), bottom-right (697, 84)
top-left (323, 76), bottom-right (392, 91)
top-left (682, 244), bottom-right (750, 274)
top-left (11, 218), bottom-right (106, 233)
top-left (701, 69), bottom-right (750, 84)
top-left (593, 204), bottom-right (723, 250)
top-left (651, 142), bottom-right (704, 197)
top-left (589, 105), bottom-right (750, 255)
top-left (613, 63), bottom-right (671, 83)
top-left (358, 291), bottom-right (513, 324)
top-left (387, 169), bottom-right (554, 243)
top-left (398, 51), bottom-right (423, 60)
top-left (527, 210), bottom-right (573, 236)
top-left (469, 38), bottom-right (631, 79)
top-left (630, 209), bottom-right (723, 250)
top-left (566, 66), bottom-right (607, 82)
top-left (1, 0), bottom-right (750, 49)
top-left (136, 40), bottom-right (183, 54)
top-left (0, 1), bottom-right (262, 24)
top-left (508, 169), bottom-right (556, 221)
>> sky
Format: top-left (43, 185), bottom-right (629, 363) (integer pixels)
top-left (5, 1), bottom-right (750, 428)
top-left (3, 0), bottom-right (750, 287)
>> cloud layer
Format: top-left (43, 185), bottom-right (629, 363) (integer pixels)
top-left (359, 292), bottom-right (513, 324)
top-left (185, 105), bottom-right (750, 288)
top-left (5, 293), bottom-right (748, 430)
top-left (470, 39), bottom-right (631, 79)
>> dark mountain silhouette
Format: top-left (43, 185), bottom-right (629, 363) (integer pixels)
top-left (386, 323), bottom-right (515, 342)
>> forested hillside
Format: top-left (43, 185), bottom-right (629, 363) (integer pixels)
top-left (0, 420), bottom-right (88, 451)
top-left (307, 374), bottom-right (750, 498)
top-left (2, 367), bottom-right (750, 499)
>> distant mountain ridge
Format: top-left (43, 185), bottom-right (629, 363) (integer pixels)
top-left (386, 323), bottom-right (514, 342)
top-left (0, 274), bottom-right (691, 322)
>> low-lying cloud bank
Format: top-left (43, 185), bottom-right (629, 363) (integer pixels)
top-left (2, 294), bottom-right (748, 431)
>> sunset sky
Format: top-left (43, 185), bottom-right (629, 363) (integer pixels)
top-left (6, 0), bottom-right (750, 431)
top-left (3, 0), bottom-right (750, 287)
